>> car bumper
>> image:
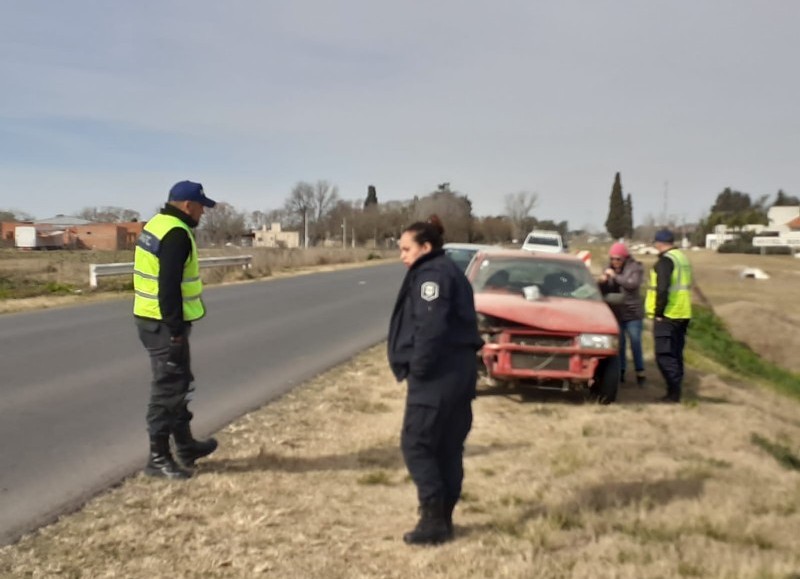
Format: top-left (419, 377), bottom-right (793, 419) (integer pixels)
top-left (480, 334), bottom-right (617, 383)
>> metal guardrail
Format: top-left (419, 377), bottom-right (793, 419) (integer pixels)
top-left (89, 255), bottom-right (253, 289)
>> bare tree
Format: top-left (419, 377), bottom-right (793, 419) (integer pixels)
top-left (77, 206), bottom-right (141, 222)
top-left (504, 191), bottom-right (538, 241)
top-left (312, 180), bottom-right (340, 225)
top-left (1, 208), bottom-right (34, 221)
top-left (413, 186), bottom-right (474, 242)
top-left (474, 216), bottom-right (513, 243)
top-left (197, 202), bottom-right (246, 246)
top-left (249, 210), bottom-right (269, 230)
top-left (283, 180), bottom-right (341, 245)
top-left (284, 182), bottom-right (315, 246)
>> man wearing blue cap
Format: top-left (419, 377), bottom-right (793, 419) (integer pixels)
top-left (133, 181), bottom-right (219, 479)
top-left (644, 229), bottom-right (693, 403)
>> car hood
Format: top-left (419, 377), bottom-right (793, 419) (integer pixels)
top-left (475, 292), bottom-right (619, 335)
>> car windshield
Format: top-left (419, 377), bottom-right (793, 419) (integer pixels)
top-left (472, 257), bottom-right (601, 300)
top-left (444, 247), bottom-right (478, 272)
top-left (525, 235), bottom-right (560, 247)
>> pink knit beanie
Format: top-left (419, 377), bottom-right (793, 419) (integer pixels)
top-left (609, 242), bottom-right (630, 258)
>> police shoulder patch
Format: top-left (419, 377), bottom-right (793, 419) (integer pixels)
top-left (420, 281), bottom-right (439, 302)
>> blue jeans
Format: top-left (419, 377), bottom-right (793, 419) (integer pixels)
top-left (618, 319), bottom-right (644, 374)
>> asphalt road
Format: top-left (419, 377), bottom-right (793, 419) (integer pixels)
top-left (0, 262), bottom-right (404, 545)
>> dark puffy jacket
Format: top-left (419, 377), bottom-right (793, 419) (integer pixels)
top-left (598, 257), bottom-right (644, 323)
top-left (387, 249), bottom-right (483, 390)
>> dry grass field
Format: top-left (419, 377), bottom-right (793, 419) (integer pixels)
top-left (0, 247), bottom-right (392, 314)
top-left (1, 246), bottom-right (799, 578)
top-left (584, 246), bottom-right (800, 373)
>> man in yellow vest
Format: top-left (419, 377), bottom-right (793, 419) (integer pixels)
top-left (133, 181), bottom-right (218, 479)
top-left (645, 229), bottom-right (693, 403)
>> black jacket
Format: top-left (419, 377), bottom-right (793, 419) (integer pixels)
top-left (653, 250), bottom-right (677, 319)
top-left (387, 249), bottom-right (483, 384)
top-left (598, 257), bottom-right (644, 323)
top-left (136, 204), bottom-right (199, 338)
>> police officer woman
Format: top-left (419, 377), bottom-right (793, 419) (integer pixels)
top-left (387, 215), bottom-right (484, 545)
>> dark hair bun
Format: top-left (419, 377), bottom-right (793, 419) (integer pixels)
top-left (427, 214), bottom-right (445, 235)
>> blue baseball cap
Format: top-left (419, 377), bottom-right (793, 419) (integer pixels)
top-left (168, 181), bottom-right (217, 208)
top-left (654, 229), bottom-right (675, 243)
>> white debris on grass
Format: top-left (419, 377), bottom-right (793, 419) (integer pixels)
top-left (740, 267), bottom-right (770, 280)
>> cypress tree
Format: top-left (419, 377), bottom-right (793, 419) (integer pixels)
top-left (624, 193), bottom-right (634, 238)
top-left (605, 172), bottom-right (627, 239)
top-left (364, 185), bottom-right (378, 209)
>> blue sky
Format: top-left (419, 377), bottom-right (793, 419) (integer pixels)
top-left (1, 1), bottom-right (798, 229)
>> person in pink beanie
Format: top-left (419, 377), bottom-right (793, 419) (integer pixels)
top-left (598, 242), bottom-right (646, 386)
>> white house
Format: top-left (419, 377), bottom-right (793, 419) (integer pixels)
top-left (253, 223), bottom-right (300, 249)
top-left (767, 206), bottom-right (800, 233)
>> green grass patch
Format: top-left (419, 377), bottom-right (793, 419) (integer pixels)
top-left (356, 470), bottom-right (393, 486)
top-left (0, 276), bottom-right (76, 299)
top-left (688, 306), bottom-right (800, 400)
top-left (751, 433), bottom-right (800, 471)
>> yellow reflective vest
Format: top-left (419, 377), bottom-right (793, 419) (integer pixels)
top-left (133, 213), bottom-right (205, 322)
top-left (645, 249), bottom-right (692, 319)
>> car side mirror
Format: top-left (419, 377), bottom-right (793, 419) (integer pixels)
top-left (604, 292), bottom-right (624, 306)
top-left (522, 285), bottom-right (541, 301)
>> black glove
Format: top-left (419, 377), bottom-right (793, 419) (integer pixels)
top-left (165, 337), bottom-right (186, 375)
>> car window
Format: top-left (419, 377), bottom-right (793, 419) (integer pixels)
top-left (524, 235), bottom-right (560, 247)
top-left (473, 257), bottom-right (600, 300)
top-left (444, 248), bottom-right (477, 272)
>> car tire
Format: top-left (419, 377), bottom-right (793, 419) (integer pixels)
top-left (594, 356), bottom-right (620, 404)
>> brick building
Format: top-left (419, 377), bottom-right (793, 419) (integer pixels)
top-left (4, 216), bottom-right (145, 250)
top-left (1, 221), bottom-right (30, 247)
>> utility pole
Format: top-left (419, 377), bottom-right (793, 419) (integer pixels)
top-left (342, 218), bottom-right (347, 248)
top-left (662, 180), bottom-right (669, 225)
top-left (352, 226), bottom-right (355, 248)
top-left (303, 208), bottom-right (309, 249)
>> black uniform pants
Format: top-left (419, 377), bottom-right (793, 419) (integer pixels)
top-left (401, 398), bottom-right (473, 505)
top-left (653, 318), bottom-right (689, 401)
top-left (136, 319), bottom-right (194, 437)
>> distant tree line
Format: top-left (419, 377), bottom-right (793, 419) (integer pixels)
top-left (603, 172), bottom-right (798, 247)
top-left (15, 175), bottom-right (793, 250)
top-left (691, 187), bottom-right (798, 246)
top-left (189, 181), bottom-right (568, 248)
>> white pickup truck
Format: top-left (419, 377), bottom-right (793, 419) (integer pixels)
top-left (521, 230), bottom-right (566, 253)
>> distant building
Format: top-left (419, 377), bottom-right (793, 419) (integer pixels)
top-left (253, 223), bottom-right (300, 249)
top-left (705, 223), bottom-right (766, 251)
top-left (35, 215), bottom-right (94, 227)
top-left (787, 216), bottom-right (800, 231)
top-left (70, 222), bottom-right (144, 251)
top-left (1, 221), bottom-right (32, 247)
top-left (7, 216), bottom-right (144, 250)
top-left (767, 206), bottom-right (800, 233)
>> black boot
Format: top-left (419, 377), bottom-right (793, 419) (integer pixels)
top-left (173, 422), bottom-right (218, 467)
top-left (145, 435), bottom-right (191, 480)
top-left (443, 498), bottom-right (457, 537)
top-left (403, 498), bottom-right (451, 545)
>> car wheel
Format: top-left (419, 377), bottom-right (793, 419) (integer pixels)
top-left (594, 356), bottom-right (620, 404)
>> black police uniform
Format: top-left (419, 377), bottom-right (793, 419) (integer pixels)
top-left (135, 204), bottom-right (199, 439)
top-left (652, 253), bottom-right (690, 402)
top-left (387, 248), bottom-right (483, 530)
top-left (134, 203), bottom-right (217, 478)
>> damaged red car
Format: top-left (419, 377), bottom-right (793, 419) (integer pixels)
top-left (465, 249), bottom-right (621, 403)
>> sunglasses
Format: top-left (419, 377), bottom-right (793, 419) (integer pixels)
top-left (609, 257), bottom-right (624, 261)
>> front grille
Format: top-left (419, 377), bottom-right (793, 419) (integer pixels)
top-left (510, 353), bottom-right (571, 371)
top-left (510, 335), bottom-right (574, 348)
